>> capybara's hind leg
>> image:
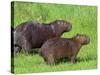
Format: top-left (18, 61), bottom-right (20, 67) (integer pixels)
top-left (14, 46), bottom-right (21, 56)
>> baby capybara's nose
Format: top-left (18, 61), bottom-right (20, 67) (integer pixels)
top-left (83, 36), bottom-right (90, 45)
top-left (86, 37), bottom-right (90, 44)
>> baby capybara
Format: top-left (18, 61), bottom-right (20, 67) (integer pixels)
top-left (14, 20), bottom-right (72, 55)
top-left (39, 34), bottom-right (90, 65)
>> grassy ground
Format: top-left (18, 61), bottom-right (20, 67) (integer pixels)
top-left (11, 1), bottom-right (97, 74)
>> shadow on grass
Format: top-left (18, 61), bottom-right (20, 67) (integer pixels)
top-left (54, 56), bottom-right (96, 65)
top-left (76, 57), bottom-right (96, 63)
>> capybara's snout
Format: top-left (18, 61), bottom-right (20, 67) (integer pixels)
top-left (84, 36), bottom-right (90, 45)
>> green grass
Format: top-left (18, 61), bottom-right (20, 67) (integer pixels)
top-left (11, 1), bottom-right (97, 74)
top-left (14, 54), bottom-right (96, 74)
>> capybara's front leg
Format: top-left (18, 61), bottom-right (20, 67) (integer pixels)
top-left (43, 58), bottom-right (48, 64)
top-left (47, 54), bottom-right (55, 65)
top-left (70, 55), bottom-right (76, 63)
top-left (22, 40), bottom-right (32, 55)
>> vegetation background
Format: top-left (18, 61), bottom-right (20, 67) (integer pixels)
top-left (11, 1), bottom-right (97, 74)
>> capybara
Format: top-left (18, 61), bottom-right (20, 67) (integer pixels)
top-left (14, 20), bottom-right (72, 55)
top-left (39, 34), bottom-right (90, 65)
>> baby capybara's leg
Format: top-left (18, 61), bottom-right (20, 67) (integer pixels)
top-left (47, 54), bottom-right (55, 65)
top-left (70, 55), bottom-right (76, 63)
top-left (43, 58), bottom-right (48, 64)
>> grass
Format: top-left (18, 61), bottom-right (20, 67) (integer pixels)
top-left (11, 1), bottom-right (97, 74)
top-left (14, 54), bottom-right (96, 74)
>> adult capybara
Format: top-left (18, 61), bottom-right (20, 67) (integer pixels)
top-left (39, 34), bottom-right (90, 65)
top-left (14, 20), bottom-right (72, 55)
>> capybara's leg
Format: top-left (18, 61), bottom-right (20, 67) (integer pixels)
top-left (70, 55), bottom-right (76, 63)
top-left (43, 58), bottom-right (48, 64)
top-left (23, 46), bottom-right (31, 55)
top-left (47, 54), bottom-right (55, 65)
top-left (14, 46), bottom-right (21, 56)
top-left (22, 40), bottom-right (32, 55)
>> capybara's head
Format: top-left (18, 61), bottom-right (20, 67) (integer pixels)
top-left (74, 34), bottom-right (90, 45)
top-left (51, 20), bottom-right (72, 32)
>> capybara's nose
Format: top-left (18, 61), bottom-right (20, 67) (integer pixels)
top-left (87, 37), bottom-right (90, 44)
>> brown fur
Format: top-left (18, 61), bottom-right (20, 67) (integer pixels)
top-left (39, 34), bottom-right (90, 65)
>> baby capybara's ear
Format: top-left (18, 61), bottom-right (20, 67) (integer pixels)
top-left (73, 34), bottom-right (80, 39)
top-left (76, 33), bottom-right (79, 35)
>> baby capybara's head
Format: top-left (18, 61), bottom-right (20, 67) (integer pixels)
top-left (51, 20), bottom-right (72, 32)
top-left (74, 34), bottom-right (90, 45)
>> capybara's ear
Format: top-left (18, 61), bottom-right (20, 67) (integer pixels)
top-left (49, 20), bottom-right (57, 25)
top-left (75, 34), bottom-right (80, 39)
top-left (76, 33), bottom-right (80, 36)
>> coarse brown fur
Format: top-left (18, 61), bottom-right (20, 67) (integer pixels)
top-left (39, 34), bottom-right (90, 65)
